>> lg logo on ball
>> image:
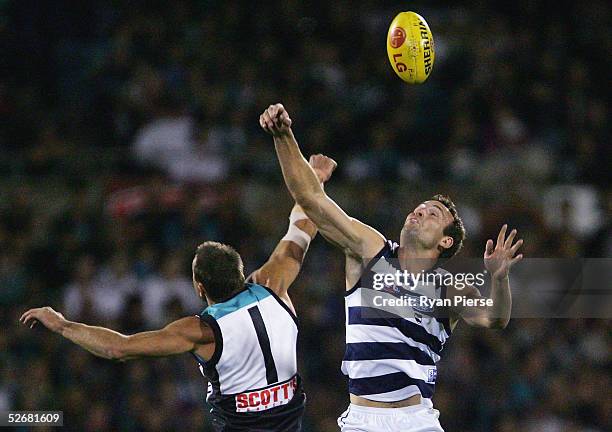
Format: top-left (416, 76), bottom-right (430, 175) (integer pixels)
top-left (389, 27), bottom-right (406, 48)
top-left (389, 26), bottom-right (408, 73)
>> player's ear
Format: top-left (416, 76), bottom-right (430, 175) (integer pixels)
top-left (439, 235), bottom-right (453, 252)
top-left (196, 282), bottom-right (207, 299)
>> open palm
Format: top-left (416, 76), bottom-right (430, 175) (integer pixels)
top-left (484, 224), bottom-right (524, 280)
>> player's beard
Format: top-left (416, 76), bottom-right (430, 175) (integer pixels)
top-left (401, 226), bottom-right (438, 253)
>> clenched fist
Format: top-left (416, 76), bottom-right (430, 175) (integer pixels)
top-left (309, 154), bottom-right (337, 184)
top-left (260, 103), bottom-right (292, 136)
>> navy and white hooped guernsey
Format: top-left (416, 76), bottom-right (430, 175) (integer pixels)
top-left (343, 240), bottom-right (453, 403)
top-left (193, 283), bottom-right (304, 431)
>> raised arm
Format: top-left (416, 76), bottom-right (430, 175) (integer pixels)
top-left (449, 225), bottom-right (523, 329)
top-left (259, 103), bottom-right (385, 260)
top-left (20, 307), bottom-right (214, 361)
top-left (248, 155), bottom-right (336, 298)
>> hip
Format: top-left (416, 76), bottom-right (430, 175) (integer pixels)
top-left (338, 402), bottom-right (443, 432)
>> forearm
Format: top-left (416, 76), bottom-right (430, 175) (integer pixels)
top-left (273, 131), bottom-right (324, 204)
top-left (60, 321), bottom-right (127, 360)
top-left (293, 205), bottom-right (317, 238)
top-left (276, 204), bottom-right (317, 262)
top-left (487, 275), bottom-right (512, 328)
top-left (250, 205), bottom-right (317, 294)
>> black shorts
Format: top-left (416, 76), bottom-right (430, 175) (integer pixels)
top-left (208, 389), bottom-right (305, 432)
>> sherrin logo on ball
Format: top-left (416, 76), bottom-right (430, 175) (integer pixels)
top-left (386, 11), bottom-right (435, 84)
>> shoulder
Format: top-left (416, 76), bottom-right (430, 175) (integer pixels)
top-left (353, 238), bottom-right (394, 274)
top-left (371, 239), bottom-right (396, 261)
top-left (348, 219), bottom-right (387, 257)
top-left (168, 316), bottom-right (216, 346)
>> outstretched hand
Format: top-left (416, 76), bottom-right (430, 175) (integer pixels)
top-left (309, 154), bottom-right (337, 184)
top-left (484, 224), bottom-right (524, 280)
top-left (260, 103), bottom-right (292, 136)
top-left (20, 307), bottom-right (67, 333)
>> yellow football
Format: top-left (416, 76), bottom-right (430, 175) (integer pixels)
top-left (386, 12), bottom-right (435, 84)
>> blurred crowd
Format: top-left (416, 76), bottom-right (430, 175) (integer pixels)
top-left (1, 1), bottom-right (610, 431)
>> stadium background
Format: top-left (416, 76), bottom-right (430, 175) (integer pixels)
top-left (1, 1), bottom-right (610, 431)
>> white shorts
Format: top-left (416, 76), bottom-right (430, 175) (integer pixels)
top-left (337, 402), bottom-right (444, 432)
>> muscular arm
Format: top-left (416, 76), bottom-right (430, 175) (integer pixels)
top-left (20, 308), bottom-right (214, 361)
top-left (260, 105), bottom-right (385, 260)
top-left (249, 205), bottom-right (317, 296)
top-left (249, 155), bottom-right (337, 299)
top-left (449, 225), bottom-right (522, 329)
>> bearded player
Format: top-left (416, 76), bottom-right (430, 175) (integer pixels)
top-left (260, 103), bottom-right (523, 432)
top-left (20, 156), bottom-right (337, 432)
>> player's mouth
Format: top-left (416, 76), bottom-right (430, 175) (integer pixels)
top-left (407, 217), bottom-right (419, 226)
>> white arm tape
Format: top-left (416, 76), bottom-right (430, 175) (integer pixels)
top-left (288, 208), bottom-right (309, 224)
top-left (282, 207), bottom-right (312, 250)
top-left (282, 208), bottom-right (313, 251)
top-left (281, 224), bottom-right (312, 251)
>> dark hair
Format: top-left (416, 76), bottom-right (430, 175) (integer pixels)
top-left (193, 241), bottom-right (245, 302)
top-left (432, 194), bottom-right (466, 259)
